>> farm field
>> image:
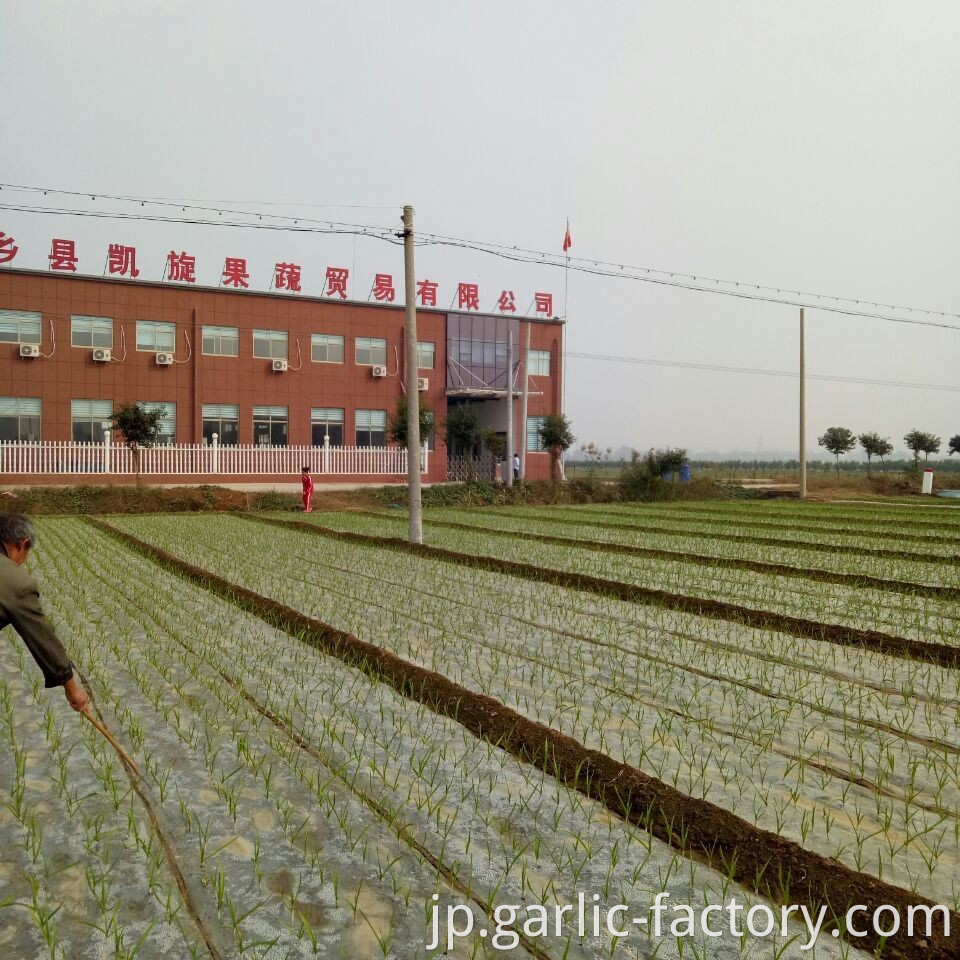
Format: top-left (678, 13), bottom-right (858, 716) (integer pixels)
top-left (0, 500), bottom-right (957, 959)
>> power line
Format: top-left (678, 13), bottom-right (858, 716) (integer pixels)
top-left (0, 183), bottom-right (401, 226)
top-left (0, 203), bottom-right (402, 243)
top-left (3, 183), bottom-right (958, 331)
top-left (418, 238), bottom-right (960, 333)
top-left (567, 351), bottom-right (960, 393)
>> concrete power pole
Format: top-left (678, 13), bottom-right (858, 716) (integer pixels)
top-left (505, 327), bottom-right (514, 487)
top-left (799, 307), bottom-right (807, 500)
top-left (402, 205), bottom-right (423, 543)
top-left (519, 320), bottom-right (531, 480)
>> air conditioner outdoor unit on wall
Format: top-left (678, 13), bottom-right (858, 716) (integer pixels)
top-left (92, 348), bottom-right (112, 362)
top-left (371, 365), bottom-right (388, 378)
top-left (417, 377), bottom-right (429, 391)
top-left (272, 358), bottom-right (289, 372)
top-left (155, 352), bottom-right (174, 366)
top-left (19, 344), bottom-right (40, 358)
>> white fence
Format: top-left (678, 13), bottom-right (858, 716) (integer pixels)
top-left (0, 434), bottom-right (430, 477)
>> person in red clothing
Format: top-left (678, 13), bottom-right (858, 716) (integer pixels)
top-left (301, 465), bottom-right (314, 512)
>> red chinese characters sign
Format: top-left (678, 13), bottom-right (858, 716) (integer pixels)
top-left (0, 229), bottom-right (555, 317)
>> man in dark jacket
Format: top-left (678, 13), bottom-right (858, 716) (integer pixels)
top-left (0, 513), bottom-right (89, 712)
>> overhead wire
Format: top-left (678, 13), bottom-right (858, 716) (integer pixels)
top-left (3, 183), bottom-right (958, 329)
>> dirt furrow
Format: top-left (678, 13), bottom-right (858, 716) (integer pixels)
top-left (382, 511), bottom-right (960, 599)
top-left (249, 514), bottom-right (960, 670)
top-left (474, 508), bottom-right (960, 564)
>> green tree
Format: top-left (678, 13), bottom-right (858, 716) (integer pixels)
top-left (444, 404), bottom-right (483, 479)
top-left (110, 402), bottom-right (165, 481)
top-left (481, 429), bottom-right (507, 462)
top-left (537, 413), bottom-right (575, 482)
top-left (903, 429), bottom-right (941, 464)
top-left (858, 432), bottom-right (894, 472)
top-left (388, 394), bottom-right (434, 447)
top-left (948, 434), bottom-right (960, 457)
top-left (817, 426), bottom-right (857, 477)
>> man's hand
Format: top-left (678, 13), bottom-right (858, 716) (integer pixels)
top-left (62, 675), bottom-right (91, 713)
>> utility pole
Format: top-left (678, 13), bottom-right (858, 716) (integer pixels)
top-left (505, 326), bottom-right (514, 487)
top-left (519, 320), bottom-right (531, 480)
top-left (402, 205), bottom-right (423, 542)
top-left (799, 307), bottom-right (806, 500)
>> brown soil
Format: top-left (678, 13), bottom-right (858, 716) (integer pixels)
top-left (88, 517), bottom-right (959, 960)
top-left (249, 514), bottom-right (960, 671)
top-left (391, 511), bottom-right (960, 601)
top-left (478, 508), bottom-right (960, 565)
top-left (76, 671), bottom-right (227, 960)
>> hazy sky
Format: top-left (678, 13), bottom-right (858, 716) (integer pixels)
top-left (2, 2), bottom-right (958, 457)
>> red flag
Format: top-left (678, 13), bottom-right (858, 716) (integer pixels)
top-left (562, 220), bottom-right (572, 252)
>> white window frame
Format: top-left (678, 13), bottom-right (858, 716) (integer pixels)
top-left (253, 329), bottom-right (288, 360)
top-left (527, 349), bottom-right (551, 377)
top-left (0, 397), bottom-right (41, 441)
top-left (355, 408), bottom-right (387, 446)
top-left (416, 341), bottom-right (435, 369)
top-left (71, 316), bottom-right (114, 349)
top-left (311, 407), bottom-right (345, 446)
top-left (136, 321), bottom-right (176, 353)
top-left (71, 399), bottom-right (113, 443)
top-left (311, 334), bottom-right (344, 364)
top-left (526, 416), bottom-right (547, 452)
top-left (202, 403), bottom-right (239, 444)
top-left (202, 325), bottom-right (240, 357)
top-left (355, 337), bottom-right (387, 366)
top-left (0, 310), bottom-right (42, 346)
top-left (138, 402), bottom-right (177, 444)
top-left (252, 405), bottom-right (289, 446)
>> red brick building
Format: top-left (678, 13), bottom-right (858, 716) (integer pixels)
top-left (0, 269), bottom-right (563, 484)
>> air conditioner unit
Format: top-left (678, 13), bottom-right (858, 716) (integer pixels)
top-left (417, 377), bottom-right (429, 391)
top-left (19, 344), bottom-right (40, 358)
top-left (371, 365), bottom-right (388, 378)
top-left (272, 358), bottom-right (289, 372)
top-left (155, 352), bottom-right (174, 366)
top-left (92, 348), bottom-right (112, 363)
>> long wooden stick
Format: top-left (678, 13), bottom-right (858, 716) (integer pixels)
top-left (81, 706), bottom-right (141, 778)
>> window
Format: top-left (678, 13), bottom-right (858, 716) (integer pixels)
top-left (202, 325), bottom-right (239, 357)
top-left (136, 321), bottom-right (176, 353)
top-left (416, 341), bottom-right (435, 369)
top-left (72, 400), bottom-right (113, 443)
top-left (0, 398), bottom-right (41, 441)
top-left (71, 316), bottom-right (113, 349)
top-left (253, 405), bottom-right (288, 446)
top-left (202, 404), bottom-right (239, 445)
top-left (138, 402), bottom-right (176, 444)
top-left (311, 408), bottom-right (344, 446)
top-left (253, 329), bottom-right (288, 360)
top-left (355, 409), bottom-right (386, 447)
top-left (311, 334), bottom-right (344, 364)
top-left (528, 349), bottom-right (551, 376)
top-left (0, 310), bottom-right (42, 346)
top-left (526, 416), bottom-right (547, 452)
top-left (355, 337), bottom-right (387, 366)
top-left (423, 410), bottom-right (435, 451)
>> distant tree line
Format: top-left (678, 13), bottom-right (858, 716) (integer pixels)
top-left (817, 427), bottom-right (958, 476)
